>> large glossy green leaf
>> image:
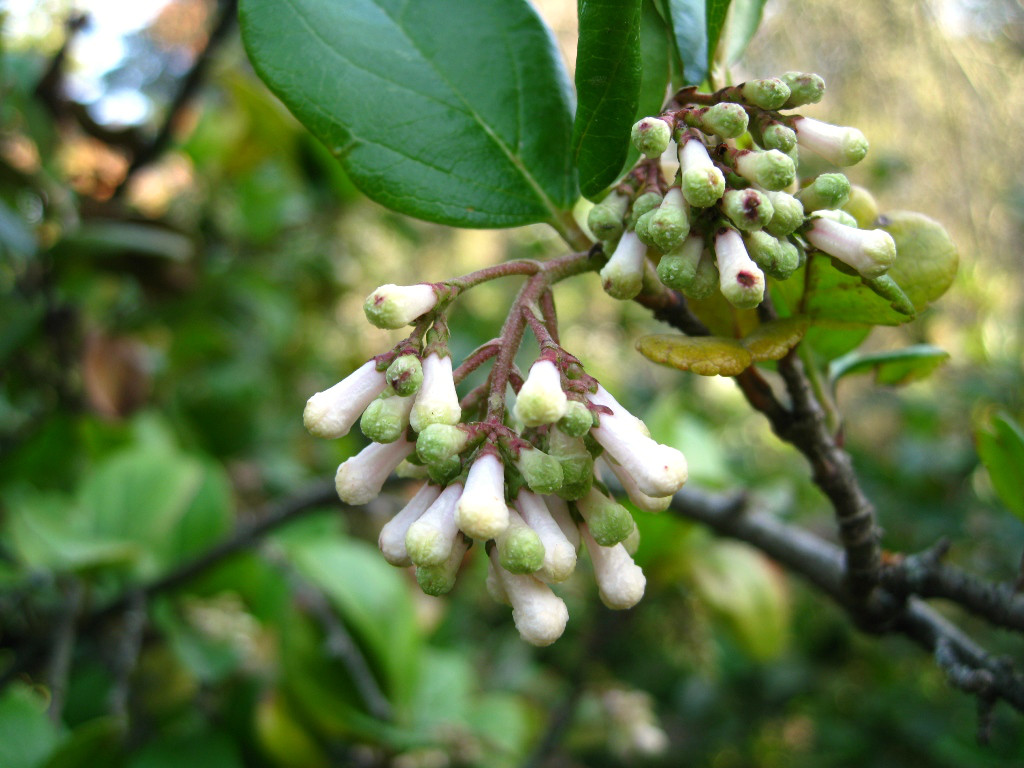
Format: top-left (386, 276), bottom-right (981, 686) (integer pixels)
top-left (622, 1), bottom-right (676, 172)
top-left (239, 0), bottom-right (577, 228)
top-left (829, 344), bottom-right (950, 387)
top-left (0, 685), bottom-right (61, 768)
top-left (723, 0), bottom-right (767, 64)
top-left (705, 0), bottom-right (733, 73)
top-left (665, 0), bottom-right (708, 85)
top-left (573, 0), bottom-right (642, 199)
top-left (976, 412), bottom-right (1024, 522)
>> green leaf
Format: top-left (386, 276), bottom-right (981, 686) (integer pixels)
top-left (723, 0), bottom-right (767, 65)
top-left (239, 0), bottom-right (577, 228)
top-left (665, 0), bottom-right (708, 85)
top-left (741, 316), bottom-right (808, 361)
top-left (0, 685), bottom-right (61, 768)
top-left (829, 345), bottom-right (950, 387)
top-left (573, 0), bottom-right (643, 199)
top-left (622, 1), bottom-right (676, 173)
top-left (976, 412), bottom-right (1024, 522)
top-left (801, 254), bottom-right (905, 325)
top-left (127, 731), bottom-right (243, 768)
top-left (44, 718), bottom-right (123, 768)
top-left (637, 334), bottom-right (753, 376)
top-left (705, 0), bottom-right (734, 73)
top-left (880, 211), bottom-right (959, 311)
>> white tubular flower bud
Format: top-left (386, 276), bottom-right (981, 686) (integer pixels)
top-left (378, 482), bottom-right (442, 566)
top-left (409, 353), bottom-right (461, 433)
top-left (598, 457), bottom-right (672, 513)
top-left (516, 491), bottom-right (577, 582)
top-left (363, 283), bottom-right (439, 329)
top-left (514, 359), bottom-right (568, 427)
top-left (490, 549), bottom-right (569, 646)
top-left (678, 137), bottom-right (726, 208)
top-left (805, 214), bottom-right (897, 278)
top-left (581, 525), bottom-right (646, 610)
top-left (792, 117), bottom-right (869, 167)
top-left (600, 231), bottom-right (647, 300)
top-left (588, 394), bottom-right (687, 499)
top-left (405, 483), bottom-right (463, 567)
top-left (714, 228), bottom-right (765, 310)
top-left (486, 554), bottom-right (511, 606)
top-left (455, 451), bottom-right (509, 540)
top-left (588, 384), bottom-right (649, 435)
top-left (545, 495), bottom-right (581, 551)
top-left (303, 360), bottom-right (387, 439)
top-left (335, 437), bottom-right (413, 505)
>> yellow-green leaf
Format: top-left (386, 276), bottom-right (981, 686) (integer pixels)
top-left (880, 211), bottom-right (959, 311)
top-left (637, 334), bottom-right (752, 376)
top-left (741, 316), bottom-right (809, 361)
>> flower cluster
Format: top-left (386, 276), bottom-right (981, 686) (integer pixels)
top-left (589, 72), bottom-right (913, 315)
top-left (304, 279), bottom-right (688, 645)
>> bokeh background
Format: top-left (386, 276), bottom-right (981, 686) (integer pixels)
top-left (2, 0), bottom-right (1024, 765)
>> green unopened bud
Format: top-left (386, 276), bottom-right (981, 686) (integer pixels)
top-left (793, 117), bottom-right (869, 167)
top-left (417, 423), bottom-right (469, 465)
top-left (427, 453), bottom-right (462, 485)
top-left (764, 191), bottom-right (805, 238)
top-left (386, 355), bottom-right (423, 397)
top-left (862, 274), bottom-right (916, 316)
top-left (740, 78), bottom-right (791, 110)
top-left (360, 390), bottom-right (414, 443)
top-left (416, 535), bottom-right (470, 596)
top-left (679, 138), bottom-right (726, 208)
top-left (497, 510), bottom-right (545, 574)
top-left (797, 173), bottom-right (851, 211)
top-left (701, 103), bottom-right (749, 138)
top-left (733, 149), bottom-right (796, 191)
top-left (633, 209), bottom-right (658, 247)
top-left (587, 191), bottom-right (629, 240)
top-left (629, 191), bottom-right (663, 228)
top-left (781, 71), bottom-right (826, 107)
top-left (517, 447), bottom-right (564, 495)
top-left (722, 188), bottom-right (775, 231)
top-left (761, 123), bottom-right (797, 153)
top-left (842, 185), bottom-right (880, 228)
top-left (576, 489), bottom-right (635, 547)
top-left (558, 401), bottom-right (594, 438)
top-left (548, 430), bottom-right (595, 500)
top-left (363, 283), bottom-right (438, 329)
top-left (745, 231), bottom-right (799, 280)
top-left (648, 188), bottom-right (691, 252)
top-left (631, 117), bottom-right (673, 158)
top-left (657, 232), bottom-right (701, 290)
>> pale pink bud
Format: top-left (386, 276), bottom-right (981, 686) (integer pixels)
top-left (378, 483), bottom-right (442, 566)
top-left (334, 437), bottom-right (413, 505)
top-left (598, 457), bottom-right (672, 513)
top-left (455, 451), bottom-right (509, 540)
top-left (489, 549), bottom-right (569, 646)
top-left (515, 491), bottom-right (577, 582)
top-left (303, 360), bottom-right (387, 439)
top-left (410, 353), bottom-right (461, 432)
top-left (581, 525), bottom-right (646, 610)
top-left (714, 228), bottom-right (765, 309)
top-left (792, 116), bottom-right (869, 167)
top-left (514, 359), bottom-right (569, 427)
top-left (363, 283), bottom-right (438, 329)
top-left (405, 483), bottom-right (463, 567)
top-left (804, 214), bottom-right (896, 278)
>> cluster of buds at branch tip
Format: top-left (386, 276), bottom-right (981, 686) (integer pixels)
top-left (584, 69), bottom-right (914, 312)
top-left (304, 263), bottom-right (689, 645)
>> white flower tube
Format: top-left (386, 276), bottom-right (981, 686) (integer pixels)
top-left (804, 214), bottom-right (896, 278)
top-left (792, 116), bottom-right (869, 167)
top-left (714, 228), bottom-right (765, 310)
top-left (598, 457), bottom-right (672, 513)
top-left (455, 451), bottom-right (509, 540)
top-left (544, 495), bottom-right (581, 551)
top-left (600, 231), bottom-right (647, 300)
top-left (378, 482), bottom-right (442, 566)
top-left (410, 353), bottom-right (462, 432)
top-left (514, 359), bottom-right (568, 427)
top-left (588, 390), bottom-right (688, 498)
top-left (581, 525), bottom-right (646, 610)
top-left (363, 283), bottom-right (439, 329)
top-left (334, 437), bottom-right (413, 505)
top-left (405, 483), bottom-right (463, 567)
top-left (303, 360), bottom-right (387, 439)
top-left (489, 549), bottom-right (569, 646)
top-left (515, 491), bottom-right (577, 582)
top-left (486, 554), bottom-right (511, 606)
top-left (678, 135), bottom-right (726, 208)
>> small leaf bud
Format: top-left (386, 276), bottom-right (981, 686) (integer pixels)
top-left (679, 138), bottom-right (726, 208)
top-left (631, 117), bottom-right (673, 158)
top-left (303, 360), bottom-right (387, 439)
top-left (600, 231), bottom-right (647, 300)
top-left (455, 451), bottom-right (509, 540)
top-left (714, 228), bottom-right (766, 309)
top-left (587, 190), bottom-right (630, 241)
top-left (804, 214), bottom-right (896, 278)
top-left (416, 423), bottom-right (470, 465)
top-left (649, 188), bottom-right (691, 252)
top-left (793, 117), bottom-right (869, 167)
top-left (764, 191), bottom-right (805, 238)
top-left (363, 283), bottom-right (438, 329)
top-left (558, 400), bottom-right (595, 438)
top-left (739, 78), bottom-right (791, 110)
top-left (732, 149), bottom-right (796, 192)
top-left (410, 353), bottom-right (461, 432)
top-left (781, 71), bottom-right (826, 108)
top-left (581, 526), bottom-right (646, 610)
top-left (517, 446), bottom-right (564, 495)
top-left (797, 173), bottom-right (851, 211)
top-left (576, 488), bottom-right (636, 547)
top-left (701, 103), bottom-right (749, 138)
top-left (497, 507), bottom-right (546, 574)
top-left (405, 483), bottom-right (462, 567)
top-left (721, 188), bottom-right (775, 231)
top-left (416, 534), bottom-right (470, 596)
top-left (515, 359), bottom-right (569, 427)
top-left (385, 354), bottom-right (423, 397)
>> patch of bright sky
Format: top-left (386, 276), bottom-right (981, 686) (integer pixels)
top-left (5, 0), bottom-right (171, 125)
